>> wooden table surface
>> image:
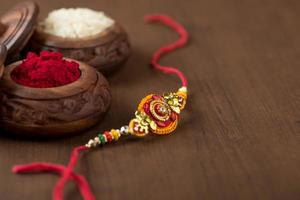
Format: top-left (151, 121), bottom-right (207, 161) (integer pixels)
top-left (0, 0), bottom-right (299, 199)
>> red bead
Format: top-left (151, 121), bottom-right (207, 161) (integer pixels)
top-left (104, 131), bottom-right (113, 142)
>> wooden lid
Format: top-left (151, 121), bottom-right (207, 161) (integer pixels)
top-left (0, 1), bottom-right (38, 60)
top-left (0, 44), bottom-right (7, 77)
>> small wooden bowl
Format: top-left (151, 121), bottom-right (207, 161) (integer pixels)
top-left (0, 59), bottom-right (111, 137)
top-left (27, 22), bottom-right (131, 74)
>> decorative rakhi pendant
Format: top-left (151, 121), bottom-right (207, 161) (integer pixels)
top-left (86, 86), bottom-right (187, 148)
top-left (130, 86), bottom-right (187, 136)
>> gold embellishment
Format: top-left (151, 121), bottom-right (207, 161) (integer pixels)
top-left (149, 100), bottom-right (171, 121)
top-left (129, 111), bottom-right (157, 137)
top-left (163, 91), bottom-right (187, 114)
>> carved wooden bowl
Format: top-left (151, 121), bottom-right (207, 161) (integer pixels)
top-left (27, 23), bottom-right (131, 74)
top-left (0, 59), bottom-right (111, 137)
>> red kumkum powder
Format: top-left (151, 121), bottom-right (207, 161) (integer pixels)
top-left (11, 51), bottom-right (81, 88)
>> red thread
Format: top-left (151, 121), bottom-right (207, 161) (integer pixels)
top-left (12, 146), bottom-right (90, 200)
top-left (145, 14), bottom-right (189, 87)
top-left (53, 146), bottom-right (88, 200)
top-left (11, 14), bottom-right (189, 200)
top-left (12, 163), bottom-right (95, 200)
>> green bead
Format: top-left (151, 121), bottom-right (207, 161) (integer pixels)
top-left (98, 134), bottom-right (106, 144)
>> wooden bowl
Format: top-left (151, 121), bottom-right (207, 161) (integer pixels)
top-left (27, 22), bottom-right (131, 74)
top-left (0, 59), bottom-right (111, 137)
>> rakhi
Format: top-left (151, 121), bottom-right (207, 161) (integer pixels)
top-left (12, 14), bottom-right (189, 200)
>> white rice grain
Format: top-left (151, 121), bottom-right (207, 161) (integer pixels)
top-left (40, 8), bottom-right (115, 38)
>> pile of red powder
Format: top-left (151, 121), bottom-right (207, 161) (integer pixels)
top-left (11, 51), bottom-right (81, 88)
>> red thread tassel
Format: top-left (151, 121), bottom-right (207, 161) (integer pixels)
top-left (52, 146), bottom-right (88, 200)
top-left (12, 146), bottom-right (92, 200)
top-left (12, 163), bottom-right (95, 200)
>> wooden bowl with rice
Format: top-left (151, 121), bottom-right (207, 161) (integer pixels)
top-left (27, 8), bottom-right (131, 74)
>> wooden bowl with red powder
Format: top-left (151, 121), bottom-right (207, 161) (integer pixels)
top-left (0, 51), bottom-right (111, 137)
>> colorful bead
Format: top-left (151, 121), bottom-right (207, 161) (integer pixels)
top-left (104, 131), bottom-right (113, 142)
top-left (120, 126), bottom-right (129, 135)
top-left (94, 137), bottom-right (100, 145)
top-left (87, 139), bottom-right (94, 146)
top-left (111, 129), bottom-right (120, 140)
top-left (98, 134), bottom-right (106, 144)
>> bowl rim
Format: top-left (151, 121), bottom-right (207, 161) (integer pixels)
top-left (32, 22), bottom-right (126, 48)
top-left (0, 58), bottom-right (98, 100)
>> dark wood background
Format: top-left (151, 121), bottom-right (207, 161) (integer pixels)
top-left (0, 0), bottom-right (299, 199)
